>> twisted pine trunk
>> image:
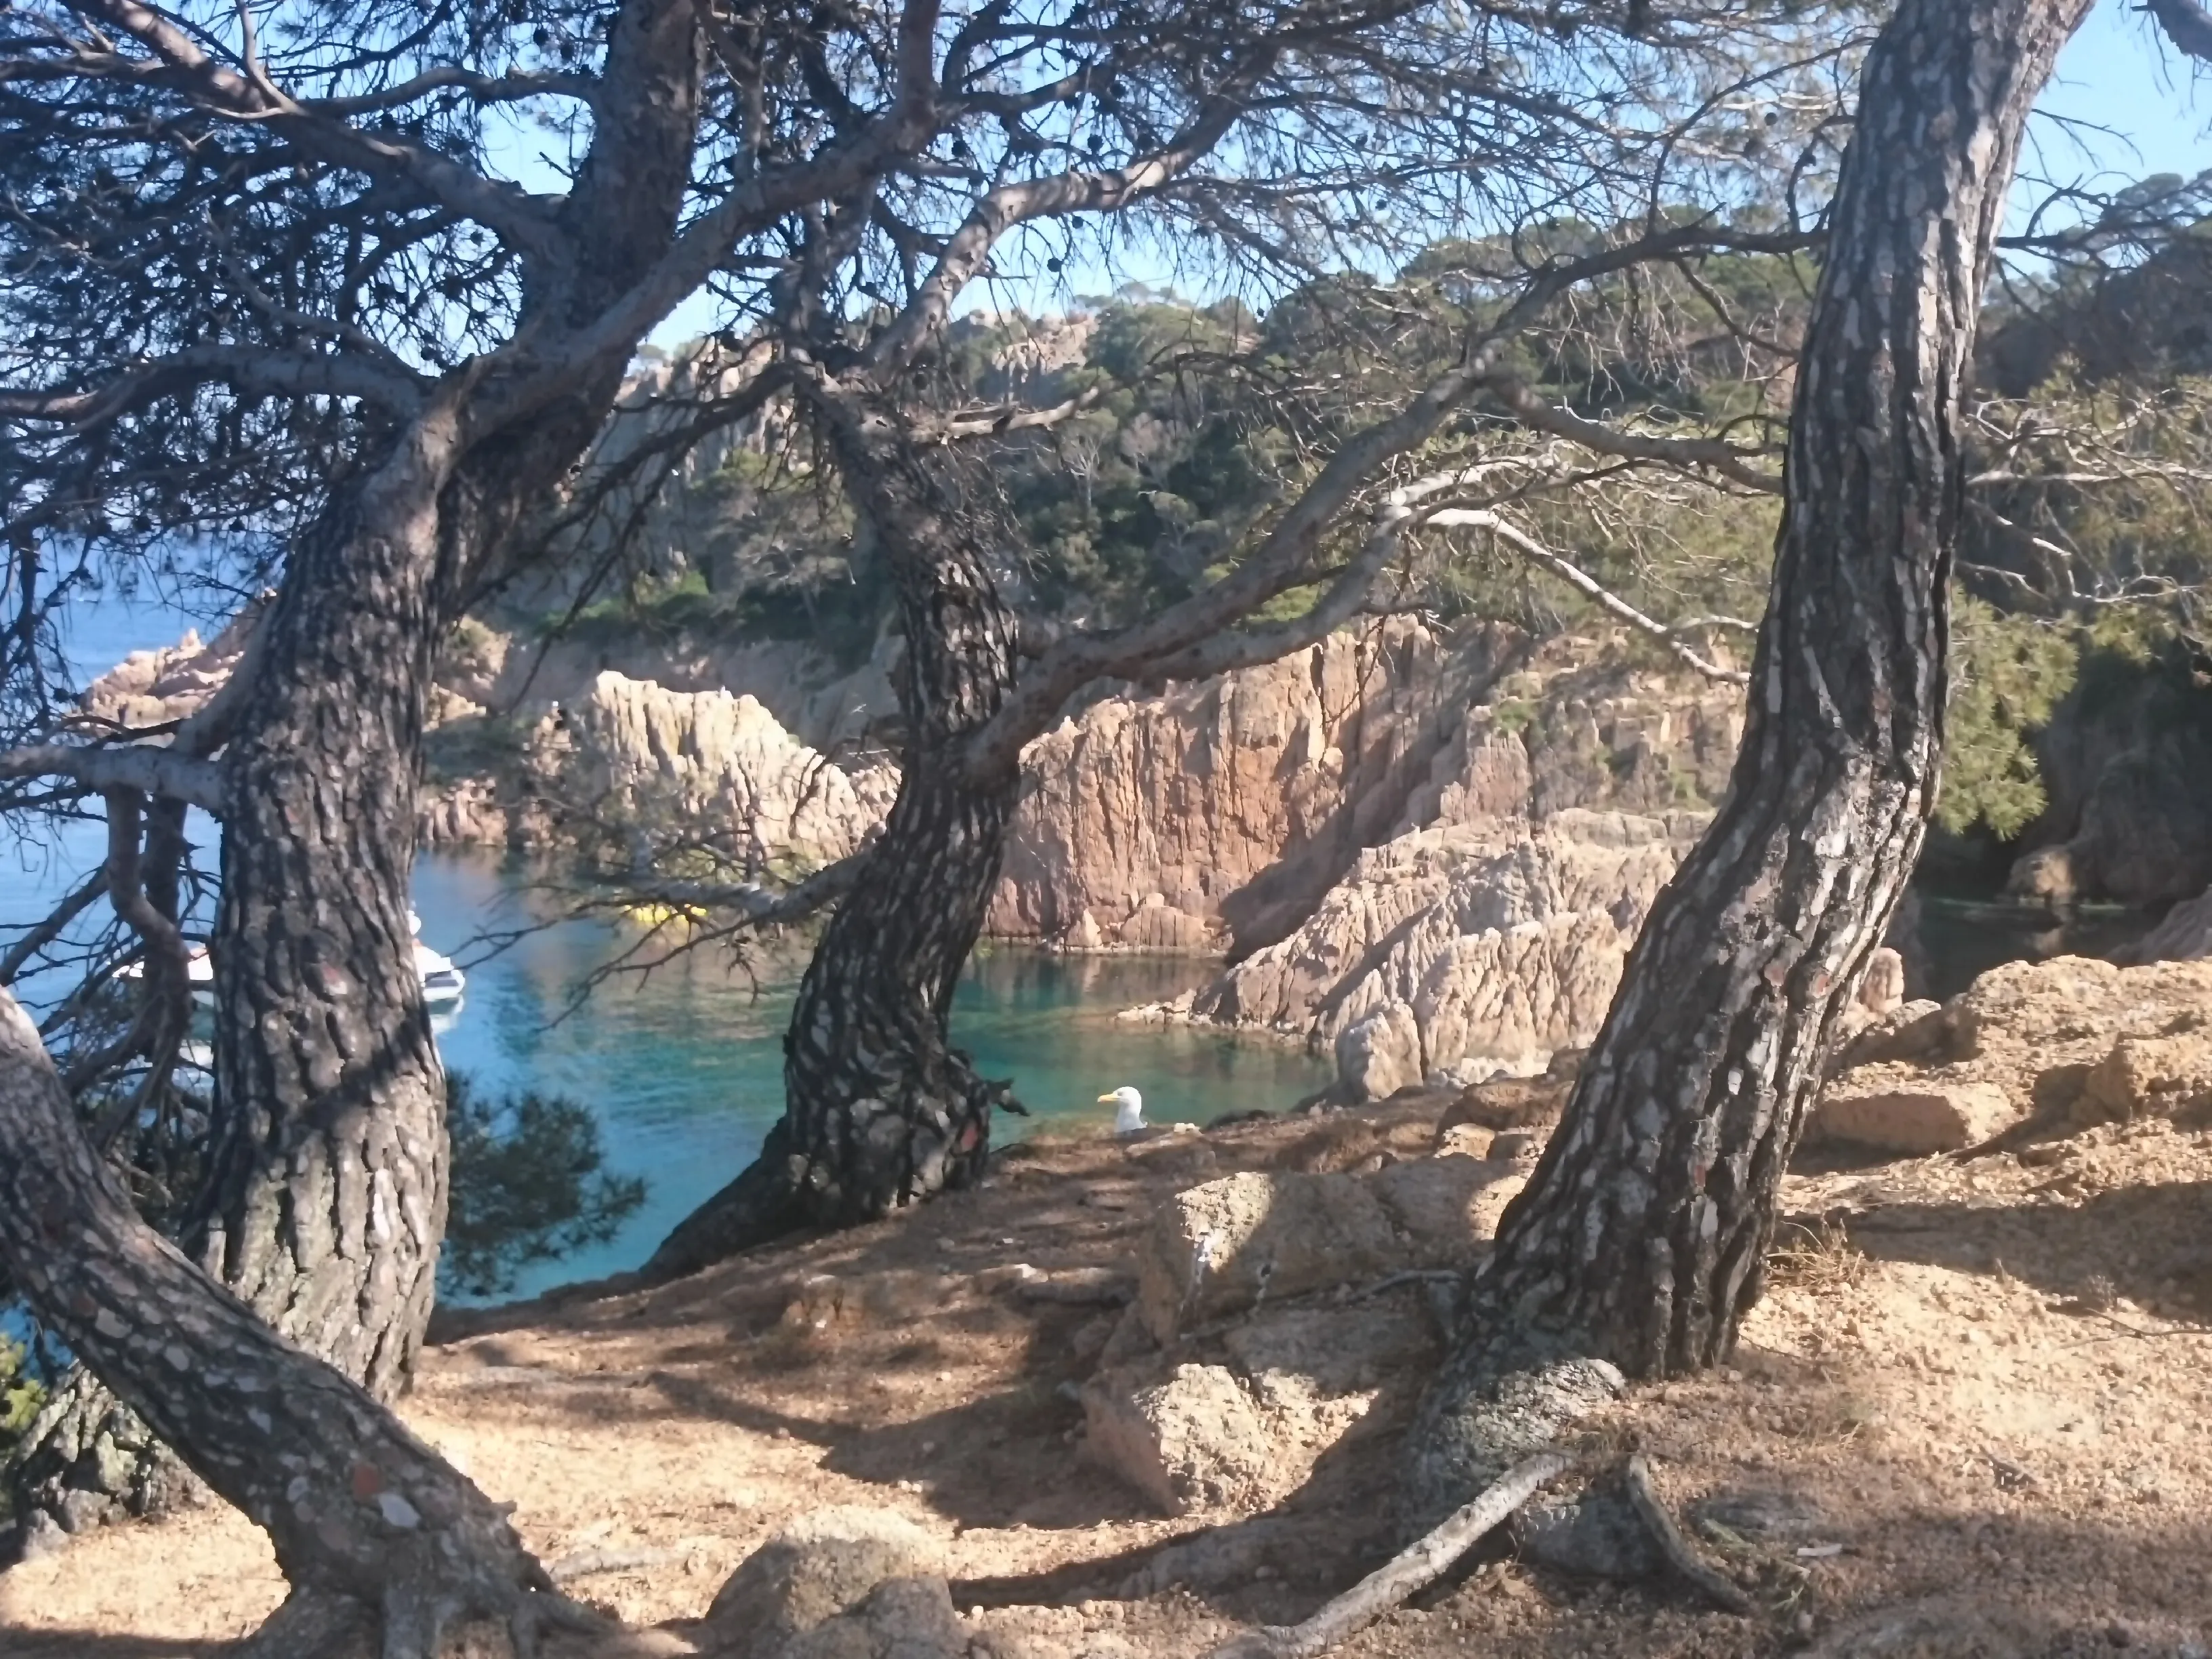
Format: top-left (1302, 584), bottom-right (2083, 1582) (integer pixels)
top-left (0, 984), bottom-right (577, 1656)
top-left (1407, 0), bottom-right (2094, 1525)
top-left (648, 386), bottom-right (1023, 1279)
top-left (7, 0), bottom-right (708, 1544)
top-left (8, 428), bottom-right (464, 1540)
top-left (199, 458), bottom-right (455, 1387)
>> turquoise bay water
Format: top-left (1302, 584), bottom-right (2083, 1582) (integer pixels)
top-left (1, 835), bottom-right (1326, 1303)
top-left (417, 850), bottom-right (1326, 1297)
top-left (0, 595), bottom-right (1327, 1300)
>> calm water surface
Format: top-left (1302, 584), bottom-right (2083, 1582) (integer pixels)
top-left (419, 850), bottom-right (1326, 1296)
top-left (0, 594), bottom-right (1326, 1296)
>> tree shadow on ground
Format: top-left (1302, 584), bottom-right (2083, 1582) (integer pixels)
top-left (414, 1106), bottom-right (1460, 1537)
top-left (1802, 1178), bottom-right (2212, 1318)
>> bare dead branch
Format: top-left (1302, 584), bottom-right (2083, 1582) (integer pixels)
top-left (496, 0), bottom-right (949, 405)
top-left (1200, 1451), bottom-right (1572, 1659)
top-left (603, 851), bottom-right (869, 928)
top-left (0, 344), bottom-right (431, 428)
top-left (302, 65), bottom-right (600, 118)
top-left (58, 0), bottom-right (566, 258)
top-left (87, 786), bottom-right (191, 1145)
top-left (0, 870), bottom-right (106, 987)
top-left (1624, 1453), bottom-right (1754, 1614)
top-left (960, 222), bottom-right (1805, 775)
top-left (865, 67), bottom-right (1275, 380)
top-left (916, 386), bottom-right (1103, 443)
top-left (99, 788), bottom-right (189, 1002)
top-left (0, 742), bottom-right (225, 812)
top-left (1482, 367), bottom-right (1784, 494)
top-left (1429, 509), bottom-right (1750, 684)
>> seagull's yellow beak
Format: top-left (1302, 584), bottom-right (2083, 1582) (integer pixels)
top-left (1097, 1092), bottom-right (1116, 1103)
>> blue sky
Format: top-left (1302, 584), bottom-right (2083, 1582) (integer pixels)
top-left (2030, 3), bottom-right (2211, 195)
top-left (630, 1), bottom-right (2212, 348)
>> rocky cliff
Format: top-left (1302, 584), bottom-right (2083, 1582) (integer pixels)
top-left (438, 622), bottom-right (896, 753)
top-left (419, 670), bottom-right (897, 876)
top-left (1193, 809), bottom-right (1706, 1096)
top-left (81, 601), bottom-right (262, 729)
top-left (994, 628), bottom-right (1742, 959)
top-left (988, 621), bottom-right (1528, 954)
top-left (94, 602), bottom-right (1757, 1103)
top-left (2001, 649), bottom-right (2212, 912)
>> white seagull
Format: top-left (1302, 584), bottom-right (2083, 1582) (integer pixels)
top-left (1099, 1086), bottom-right (1146, 1136)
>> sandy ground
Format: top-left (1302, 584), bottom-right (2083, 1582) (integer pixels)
top-left (6, 1099), bottom-right (2212, 1658)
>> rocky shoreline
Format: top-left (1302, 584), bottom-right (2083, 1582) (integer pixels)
top-left (85, 609), bottom-right (2212, 1108)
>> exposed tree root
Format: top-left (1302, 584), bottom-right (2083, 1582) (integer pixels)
top-left (228, 1568), bottom-right (612, 1659)
top-left (1199, 1452), bottom-right (1570, 1659)
top-left (641, 1122), bottom-right (808, 1281)
top-left (1624, 1452), bottom-right (1753, 1614)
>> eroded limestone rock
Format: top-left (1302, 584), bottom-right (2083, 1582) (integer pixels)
top-left (1078, 1363), bottom-right (1277, 1516)
top-left (1814, 955), bottom-right (2212, 1149)
top-left (1814, 1073), bottom-right (2020, 1153)
top-left (1193, 810), bottom-right (1704, 1093)
top-left (703, 1507), bottom-right (941, 1659)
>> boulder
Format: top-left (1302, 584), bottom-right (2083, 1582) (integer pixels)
top-left (1079, 1363), bottom-right (1276, 1515)
top-left (1858, 946), bottom-right (1907, 1015)
top-left (2078, 1031), bottom-right (2212, 1124)
top-left (1813, 1071), bottom-right (2020, 1153)
top-left (703, 1507), bottom-right (941, 1659)
top-left (1368, 1157), bottom-right (1526, 1265)
top-left (1217, 1302), bottom-right (1435, 1402)
top-left (1131, 1172), bottom-right (1402, 1345)
top-left (775, 1577), bottom-right (966, 1659)
top-left (2004, 844), bottom-right (2078, 913)
top-left (1265, 1117), bottom-right (1387, 1173)
top-left (2119, 882), bottom-right (2212, 964)
top-left (1816, 956), bottom-right (2212, 1153)
top-left (1435, 1123), bottom-right (1494, 1160)
top-left (1829, 1000), bottom-right (1948, 1076)
top-left (1435, 1074), bottom-right (1570, 1141)
top-left (1084, 1297), bottom-right (1439, 1518)
top-left (1334, 1001), bottom-right (1423, 1102)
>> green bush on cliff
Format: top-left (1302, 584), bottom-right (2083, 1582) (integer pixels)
top-left (1940, 597), bottom-right (2081, 838)
top-left (1, 1333), bottom-right (44, 1498)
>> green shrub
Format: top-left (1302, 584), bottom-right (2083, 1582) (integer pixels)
top-left (441, 1073), bottom-right (648, 1300)
top-left (1, 1332), bottom-right (44, 1521)
top-left (2, 1336), bottom-right (40, 1436)
top-left (1940, 597), bottom-right (2081, 839)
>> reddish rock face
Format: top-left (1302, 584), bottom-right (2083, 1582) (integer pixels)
top-left (991, 621), bottom-right (1742, 960)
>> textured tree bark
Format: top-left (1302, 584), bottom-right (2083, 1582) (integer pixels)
top-left (0, 985), bottom-right (581, 1656)
top-left (1406, 0), bottom-right (2095, 1525)
top-left (647, 383), bottom-right (1023, 1279)
top-left (7, 432), bottom-right (466, 1546)
top-left (197, 446), bottom-right (457, 1392)
top-left (7, 0), bottom-right (711, 1544)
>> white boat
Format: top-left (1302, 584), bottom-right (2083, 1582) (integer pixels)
top-left (409, 910), bottom-right (468, 1007)
top-left (414, 939), bottom-right (467, 1006)
top-left (128, 912), bottom-right (465, 1008)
